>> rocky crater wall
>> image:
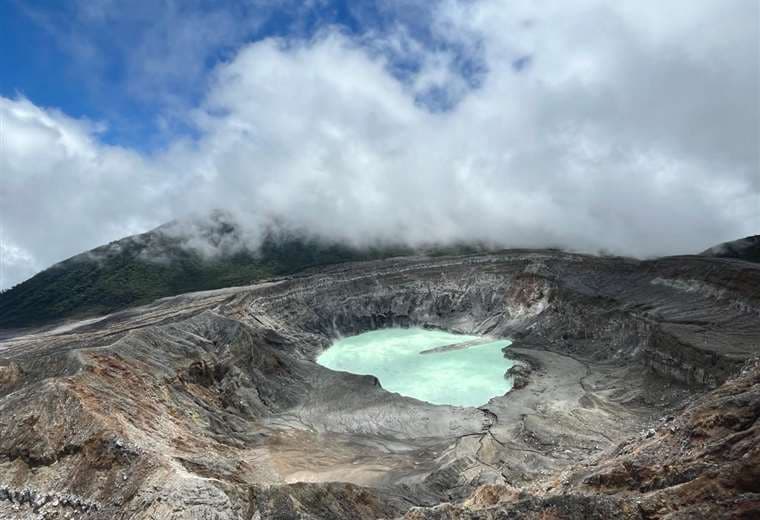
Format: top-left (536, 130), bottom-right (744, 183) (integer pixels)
top-left (1, 251), bottom-right (759, 519)
top-left (238, 253), bottom-right (757, 387)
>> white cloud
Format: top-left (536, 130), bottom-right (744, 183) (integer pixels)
top-left (0, 97), bottom-right (174, 287)
top-left (1, 0), bottom-right (758, 289)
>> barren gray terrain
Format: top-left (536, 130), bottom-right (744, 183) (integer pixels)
top-left (1, 250), bottom-right (759, 519)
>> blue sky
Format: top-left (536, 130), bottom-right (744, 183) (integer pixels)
top-left (0, 0), bottom-right (486, 149)
top-left (0, 0), bottom-right (757, 289)
top-left (0, 1), bottom-right (360, 148)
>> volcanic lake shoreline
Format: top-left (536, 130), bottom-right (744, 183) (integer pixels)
top-left (316, 329), bottom-right (513, 407)
top-left (1, 249), bottom-right (759, 518)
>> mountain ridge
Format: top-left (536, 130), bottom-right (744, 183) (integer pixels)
top-left (700, 234), bottom-right (760, 263)
top-left (4, 215), bottom-right (756, 331)
top-left (0, 216), bottom-right (483, 330)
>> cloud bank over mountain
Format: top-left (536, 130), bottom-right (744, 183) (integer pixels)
top-left (1, 0), bottom-right (758, 289)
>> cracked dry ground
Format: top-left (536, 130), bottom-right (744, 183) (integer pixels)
top-left (1, 250), bottom-right (759, 519)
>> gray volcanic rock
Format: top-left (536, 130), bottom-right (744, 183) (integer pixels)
top-left (404, 356), bottom-right (760, 519)
top-left (503, 352), bottom-right (534, 390)
top-left (1, 249), bottom-right (759, 518)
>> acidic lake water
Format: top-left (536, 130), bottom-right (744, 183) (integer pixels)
top-left (317, 328), bottom-right (513, 407)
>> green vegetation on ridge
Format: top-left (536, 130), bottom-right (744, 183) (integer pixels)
top-left (0, 222), bottom-right (484, 330)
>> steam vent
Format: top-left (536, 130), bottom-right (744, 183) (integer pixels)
top-left (2, 247), bottom-right (760, 519)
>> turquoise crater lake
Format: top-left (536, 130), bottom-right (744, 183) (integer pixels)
top-left (317, 328), bottom-right (513, 407)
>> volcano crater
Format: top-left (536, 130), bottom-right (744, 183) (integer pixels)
top-left (1, 251), bottom-right (759, 519)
